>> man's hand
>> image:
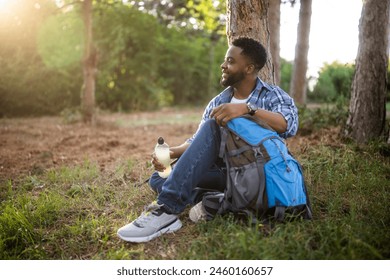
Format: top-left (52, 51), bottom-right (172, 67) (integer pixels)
top-left (151, 142), bottom-right (189, 172)
top-left (151, 151), bottom-right (173, 172)
top-left (210, 103), bottom-right (247, 126)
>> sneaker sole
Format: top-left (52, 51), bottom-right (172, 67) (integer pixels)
top-left (117, 219), bottom-right (182, 243)
top-left (189, 202), bottom-right (206, 223)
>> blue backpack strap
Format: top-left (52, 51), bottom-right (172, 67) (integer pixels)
top-left (227, 116), bottom-right (279, 146)
top-left (242, 114), bottom-right (275, 132)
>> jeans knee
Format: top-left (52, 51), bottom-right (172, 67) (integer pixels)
top-left (203, 119), bottom-right (220, 134)
top-left (204, 118), bottom-right (218, 128)
top-left (202, 118), bottom-right (221, 140)
top-left (149, 172), bottom-right (165, 194)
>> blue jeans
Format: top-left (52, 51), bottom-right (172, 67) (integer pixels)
top-left (149, 119), bottom-right (226, 214)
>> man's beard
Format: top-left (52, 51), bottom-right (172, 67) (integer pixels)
top-left (220, 71), bottom-right (245, 87)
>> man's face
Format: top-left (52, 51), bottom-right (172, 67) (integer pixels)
top-left (220, 45), bottom-right (250, 87)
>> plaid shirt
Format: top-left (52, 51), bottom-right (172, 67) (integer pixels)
top-left (187, 77), bottom-right (298, 143)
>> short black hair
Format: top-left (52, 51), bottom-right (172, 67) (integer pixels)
top-left (232, 37), bottom-right (267, 71)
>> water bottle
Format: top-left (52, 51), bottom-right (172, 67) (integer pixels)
top-left (154, 136), bottom-right (172, 178)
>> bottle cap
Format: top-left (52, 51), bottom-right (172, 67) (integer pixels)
top-left (158, 137), bottom-right (164, 145)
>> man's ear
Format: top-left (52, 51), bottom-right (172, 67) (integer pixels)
top-left (246, 64), bottom-right (255, 74)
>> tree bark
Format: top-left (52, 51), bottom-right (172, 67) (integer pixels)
top-left (269, 0), bottom-right (281, 85)
top-left (345, 0), bottom-right (389, 144)
top-left (289, 0), bottom-right (312, 105)
top-left (81, 0), bottom-right (97, 124)
top-left (226, 0), bottom-right (274, 84)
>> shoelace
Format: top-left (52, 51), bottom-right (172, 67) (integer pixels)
top-left (134, 202), bottom-right (162, 227)
top-left (144, 201), bottom-right (161, 212)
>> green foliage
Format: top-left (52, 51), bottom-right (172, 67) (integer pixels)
top-left (310, 62), bottom-right (355, 103)
top-left (0, 1), bottom-right (82, 117)
top-left (133, 0), bottom-right (226, 34)
top-left (0, 1), bottom-right (227, 117)
top-left (94, 4), bottom-right (227, 111)
top-left (37, 12), bottom-right (84, 69)
top-left (94, 4), bottom-right (163, 111)
top-left (309, 60), bottom-right (390, 104)
top-left (280, 58), bottom-right (293, 92)
top-left (184, 0), bottom-right (226, 33)
top-left (298, 102), bottom-right (349, 135)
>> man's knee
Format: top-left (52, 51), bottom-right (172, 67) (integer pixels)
top-left (149, 172), bottom-right (164, 194)
top-left (202, 119), bottom-right (220, 135)
top-left (204, 118), bottom-right (218, 128)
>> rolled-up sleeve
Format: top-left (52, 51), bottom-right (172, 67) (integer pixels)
top-left (268, 87), bottom-right (299, 138)
top-left (188, 82), bottom-right (298, 142)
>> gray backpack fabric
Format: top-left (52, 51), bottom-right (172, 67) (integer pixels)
top-left (203, 115), bottom-right (312, 223)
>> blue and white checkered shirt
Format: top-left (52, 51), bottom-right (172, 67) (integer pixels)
top-left (187, 77), bottom-right (298, 143)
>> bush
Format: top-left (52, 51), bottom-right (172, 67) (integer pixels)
top-left (279, 58), bottom-right (293, 93)
top-left (310, 62), bottom-right (355, 103)
top-left (298, 101), bottom-right (349, 135)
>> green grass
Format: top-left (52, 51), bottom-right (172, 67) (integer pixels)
top-left (179, 141), bottom-right (390, 260)
top-left (1, 111), bottom-right (389, 260)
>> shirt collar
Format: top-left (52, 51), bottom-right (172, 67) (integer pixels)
top-left (219, 77), bottom-right (271, 102)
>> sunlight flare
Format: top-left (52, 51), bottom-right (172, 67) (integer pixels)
top-left (0, 0), bottom-right (11, 10)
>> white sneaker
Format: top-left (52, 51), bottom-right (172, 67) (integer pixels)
top-left (117, 202), bottom-right (182, 243)
top-left (189, 201), bottom-right (207, 223)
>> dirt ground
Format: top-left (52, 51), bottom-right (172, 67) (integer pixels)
top-left (0, 109), bottom-right (200, 182)
top-left (0, 108), bottom-right (330, 183)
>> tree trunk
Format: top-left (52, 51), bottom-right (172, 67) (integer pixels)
top-left (226, 0), bottom-right (274, 84)
top-left (388, 129), bottom-right (390, 144)
top-left (289, 0), bottom-right (312, 105)
top-left (269, 0), bottom-right (281, 86)
top-left (345, 0), bottom-right (389, 144)
top-left (81, 0), bottom-right (97, 124)
top-left (208, 33), bottom-right (219, 99)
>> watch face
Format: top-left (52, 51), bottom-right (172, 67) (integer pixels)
top-left (247, 103), bottom-right (257, 115)
top-left (249, 104), bottom-right (257, 111)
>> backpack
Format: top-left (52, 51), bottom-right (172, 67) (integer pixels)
top-left (203, 115), bottom-right (312, 223)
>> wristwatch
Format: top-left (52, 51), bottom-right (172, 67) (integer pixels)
top-left (246, 102), bottom-right (258, 116)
